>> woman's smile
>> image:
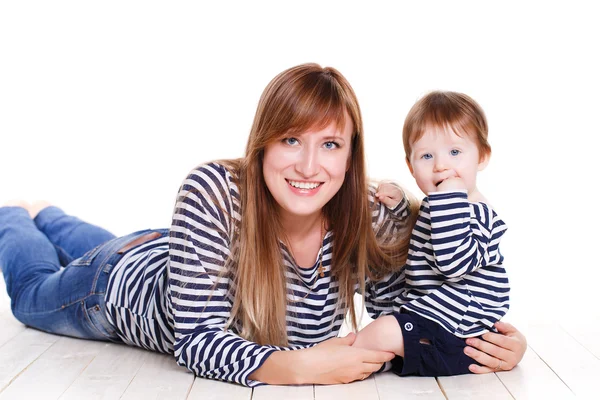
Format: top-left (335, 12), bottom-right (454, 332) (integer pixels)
top-left (286, 179), bottom-right (324, 194)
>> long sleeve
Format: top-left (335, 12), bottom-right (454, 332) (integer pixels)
top-left (364, 184), bottom-right (411, 317)
top-left (169, 163), bottom-right (293, 387)
top-left (369, 183), bottom-right (411, 243)
top-left (426, 191), bottom-right (507, 279)
top-left (401, 190), bottom-right (509, 336)
top-left (364, 269), bottom-right (404, 318)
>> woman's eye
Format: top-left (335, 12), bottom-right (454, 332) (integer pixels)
top-left (421, 153), bottom-right (433, 160)
top-left (450, 149), bottom-right (461, 156)
top-left (323, 141), bottom-right (339, 150)
top-left (284, 137), bottom-right (299, 145)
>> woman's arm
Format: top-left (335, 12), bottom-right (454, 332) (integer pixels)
top-left (364, 183), bottom-right (411, 317)
top-left (463, 321), bottom-right (527, 372)
top-left (170, 164), bottom-right (393, 386)
top-left (250, 334), bottom-right (394, 384)
top-left (170, 164), bottom-right (280, 387)
top-left (370, 183), bottom-right (412, 237)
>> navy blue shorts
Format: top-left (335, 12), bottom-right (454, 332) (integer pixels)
top-left (390, 311), bottom-right (478, 377)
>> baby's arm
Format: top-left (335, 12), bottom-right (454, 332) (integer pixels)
top-left (426, 191), bottom-right (506, 279)
top-left (352, 315), bottom-right (406, 357)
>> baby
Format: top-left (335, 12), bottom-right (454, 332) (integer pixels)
top-left (356, 91), bottom-right (509, 376)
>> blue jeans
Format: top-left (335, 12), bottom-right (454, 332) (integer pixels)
top-left (0, 205), bottom-right (163, 341)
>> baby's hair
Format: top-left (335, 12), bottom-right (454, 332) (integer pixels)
top-left (403, 91), bottom-right (491, 162)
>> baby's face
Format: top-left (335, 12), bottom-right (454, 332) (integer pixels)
top-left (407, 126), bottom-right (487, 196)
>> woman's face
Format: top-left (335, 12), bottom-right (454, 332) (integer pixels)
top-left (263, 119), bottom-right (353, 222)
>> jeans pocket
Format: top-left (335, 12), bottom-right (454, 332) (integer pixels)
top-left (86, 302), bottom-right (118, 340)
top-left (70, 244), bottom-right (103, 267)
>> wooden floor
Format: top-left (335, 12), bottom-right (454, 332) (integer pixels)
top-left (1, 276), bottom-right (598, 399)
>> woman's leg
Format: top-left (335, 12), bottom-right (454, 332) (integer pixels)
top-left (0, 205), bottom-right (63, 304)
top-left (0, 205), bottom-right (114, 340)
top-left (32, 203), bottom-right (116, 265)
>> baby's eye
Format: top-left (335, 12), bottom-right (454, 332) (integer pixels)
top-left (283, 137), bottom-right (299, 146)
top-left (323, 141), bottom-right (340, 150)
top-left (421, 153), bottom-right (433, 160)
top-left (450, 149), bottom-right (461, 156)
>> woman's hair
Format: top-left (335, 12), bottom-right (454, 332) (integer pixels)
top-left (220, 63), bottom-right (416, 346)
top-left (403, 91), bottom-right (491, 162)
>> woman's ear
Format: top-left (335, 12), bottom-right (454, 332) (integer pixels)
top-left (478, 152), bottom-right (491, 171)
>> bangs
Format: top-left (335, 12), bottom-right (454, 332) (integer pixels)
top-left (265, 70), bottom-right (352, 142)
top-left (287, 78), bottom-right (349, 135)
top-left (412, 111), bottom-right (476, 144)
top-left (406, 91), bottom-right (481, 147)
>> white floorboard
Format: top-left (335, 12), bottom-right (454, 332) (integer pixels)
top-left (0, 272), bottom-right (593, 399)
top-left (186, 378), bottom-right (252, 400)
top-left (437, 373), bottom-right (512, 399)
top-left (0, 312), bottom-right (26, 349)
top-left (496, 347), bottom-right (575, 399)
top-left (374, 373), bottom-right (444, 400)
top-left (560, 315), bottom-right (600, 360)
top-left (58, 342), bottom-right (151, 399)
top-left (520, 322), bottom-right (600, 399)
top-left (0, 328), bottom-right (59, 393)
top-left (119, 351), bottom-right (195, 400)
top-left (0, 337), bottom-right (105, 400)
top-left (253, 384), bottom-right (313, 400)
top-left (315, 376), bottom-right (378, 400)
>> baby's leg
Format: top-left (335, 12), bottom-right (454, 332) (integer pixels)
top-left (353, 315), bottom-right (406, 356)
top-left (384, 313), bottom-right (475, 377)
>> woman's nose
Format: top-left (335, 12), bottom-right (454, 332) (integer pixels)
top-left (295, 148), bottom-right (319, 177)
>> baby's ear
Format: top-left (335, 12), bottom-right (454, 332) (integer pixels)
top-left (478, 152), bottom-right (491, 171)
top-left (405, 157), bottom-right (415, 176)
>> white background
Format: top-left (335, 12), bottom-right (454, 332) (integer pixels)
top-left (1, 1), bottom-right (598, 321)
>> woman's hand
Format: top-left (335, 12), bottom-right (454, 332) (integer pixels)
top-left (463, 321), bottom-right (527, 373)
top-left (250, 333), bottom-right (395, 385)
top-left (306, 333), bottom-right (396, 384)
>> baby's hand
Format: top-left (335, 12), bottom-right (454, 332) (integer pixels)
top-left (376, 182), bottom-right (403, 209)
top-left (436, 177), bottom-right (466, 192)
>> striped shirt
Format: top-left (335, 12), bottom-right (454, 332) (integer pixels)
top-left (104, 162), bottom-right (409, 387)
top-left (397, 191), bottom-right (509, 338)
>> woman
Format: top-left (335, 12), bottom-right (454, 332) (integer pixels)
top-left (0, 63), bottom-right (526, 386)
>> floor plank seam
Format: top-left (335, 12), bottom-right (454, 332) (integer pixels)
top-left (118, 351), bottom-right (149, 398)
top-left (183, 376), bottom-right (195, 399)
top-left (0, 331), bottom-right (25, 349)
top-left (494, 372), bottom-right (516, 400)
top-left (527, 344), bottom-right (575, 396)
top-left (0, 328), bottom-right (58, 394)
top-left (559, 323), bottom-right (600, 361)
top-left (57, 344), bottom-right (102, 399)
top-left (434, 377), bottom-right (448, 400)
top-left (372, 374), bottom-right (380, 400)
top-left (0, 321), bottom-right (25, 351)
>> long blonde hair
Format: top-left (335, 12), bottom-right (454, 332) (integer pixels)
top-left (221, 63), bottom-right (416, 346)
